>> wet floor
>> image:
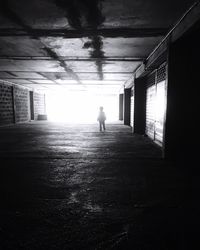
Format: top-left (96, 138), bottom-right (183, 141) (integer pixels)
top-left (0, 122), bottom-right (197, 249)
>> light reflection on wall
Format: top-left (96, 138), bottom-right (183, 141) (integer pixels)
top-left (46, 90), bottom-right (119, 123)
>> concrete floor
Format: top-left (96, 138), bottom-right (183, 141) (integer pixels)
top-left (0, 122), bottom-right (198, 249)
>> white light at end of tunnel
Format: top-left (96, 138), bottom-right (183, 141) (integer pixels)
top-left (46, 89), bottom-right (119, 123)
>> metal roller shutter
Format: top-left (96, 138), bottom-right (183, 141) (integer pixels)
top-left (130, 96), bottom-right (134, 128)
top-left (155, 80), bottom-right (166, 144)
top-left (145, 64), bottom-right (167, 145)
top-left (130, 88), bottom-right (134, 129)
top-left (154, 64), bottom-right (167, 145)
top-left (157, 64), bottom-right (167, 83)
top-left (146, 84), bottom-right (156, 139)
top-left (146, 71), bottom-right (156, 139)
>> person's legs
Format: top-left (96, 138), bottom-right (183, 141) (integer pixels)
top-left (103, 121), bottom-right (105, 131)
top-left (99, 121), bottom-right (102, 131)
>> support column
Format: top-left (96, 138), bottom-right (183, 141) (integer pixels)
top-left (124, 88), bottom-right (131, 126)
top-left (29, 91), bottom-right (34, 120)
top-left (133, 77), bottom-right (146, 134)
top-left (119, 93), bottom-right (124, 121)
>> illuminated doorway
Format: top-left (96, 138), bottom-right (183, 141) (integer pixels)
top-left (46, 89), bottom-right (119, 123)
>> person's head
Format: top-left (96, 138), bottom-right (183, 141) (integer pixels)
top-left (100, 106), bottom-right (103, 111)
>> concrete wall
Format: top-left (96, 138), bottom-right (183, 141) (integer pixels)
top-left (164, 20), bottom-right (200, 160)
top-left (14, 86), bottom-right (29, 123)
top-left (0, 80), bottom-right (46, 125)
top-left (0, 82), bottom-right (14, 125)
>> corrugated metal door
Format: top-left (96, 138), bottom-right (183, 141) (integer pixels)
top-left (146, 71), bottom-right (156, 140)
top-left (154, 80), bottom-right (166, 144)
top-left (146, 84), bottom-right (156, 139)
top-left (145, 64), bottom-right (167, 145)
top-left (130, 96), bottom-right (134, 128)
top-left (130, 88), bottom-right (134, 129)
top-left (154, 64), bottom-right (167, 145)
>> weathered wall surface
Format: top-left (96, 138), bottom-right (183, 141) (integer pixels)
top-left (0, 80), bottom-right (46, 125)
top-left (0, 82), bottom-right (14, 125)
top-left (14, 86), bottom-right (29, 123)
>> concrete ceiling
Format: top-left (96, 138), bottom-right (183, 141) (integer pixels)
top-left (0, 0), bottom-right (196, 92)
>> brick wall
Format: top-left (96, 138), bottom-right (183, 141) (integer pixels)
top-left (14, 86), bottom-right (30, 123)
top-left (34, 92), bottom-right (46, 120)
top-left (0, 81), bottom-right (46, 125)
top-left (0, 82), bottom-right (14, 125)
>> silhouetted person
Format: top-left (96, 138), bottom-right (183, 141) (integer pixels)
top-left (97, 106), bottom-right (106, 131)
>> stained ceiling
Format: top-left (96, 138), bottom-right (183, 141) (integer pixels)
top-left (0, 0), bottom-right (196, 93)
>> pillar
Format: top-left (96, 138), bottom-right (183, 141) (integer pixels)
top-left (119, 93), bottom-right (124, 120)
top-left (124, 88), bottom-right (131, 125)
top-left (133, 77), bottom-right (146, 134)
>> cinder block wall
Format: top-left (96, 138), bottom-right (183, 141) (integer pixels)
top-left (34, 92), bottom-right (46, 120)
top-left (14, 86), bottom-right (29, 123)
top-left (0, 82), bottom-right (14, 125)
top-left (0, 80), bottom-right (46, 125)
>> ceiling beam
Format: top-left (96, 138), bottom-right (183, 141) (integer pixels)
top-left (0, 28), bottom-right (168, 38)
top-left (36, 72), bottom-right (57, 84)
top-left (27, 80), bottom-right (51, 89)
top-left (0, 56), bottom-right (144, 61)
top-left (0, 3), bottom-right (83, 84)
top-left (0, 77), bottom-right (127, 81)
top-left (0, 71), bottom-right (134, 74)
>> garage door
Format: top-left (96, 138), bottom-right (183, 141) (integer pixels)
top-left (146, 64), bottom-right (167, 145)
top-left (130, 88), bottom-right (134, 129)
top-left (146, 83), bottom-right (156, 139)
top-left (155, 80), bottom-right (166, 144)
top-left (146, 71), bottom-right (156, 140)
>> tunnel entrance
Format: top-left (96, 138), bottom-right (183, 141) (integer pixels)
top-left (45, 89), bottom-right (119, 123)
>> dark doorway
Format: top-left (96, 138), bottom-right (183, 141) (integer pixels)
top-left (119, 93), bottom-right (124, 121)
top-left (29, 91), bottom-right (34, 120)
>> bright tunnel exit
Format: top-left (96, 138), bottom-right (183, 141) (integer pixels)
top-left (46, 89), bottom-right (119, 123)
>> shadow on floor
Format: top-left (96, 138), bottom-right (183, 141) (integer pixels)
top-left (0, 122), bottom-right (198, 249)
